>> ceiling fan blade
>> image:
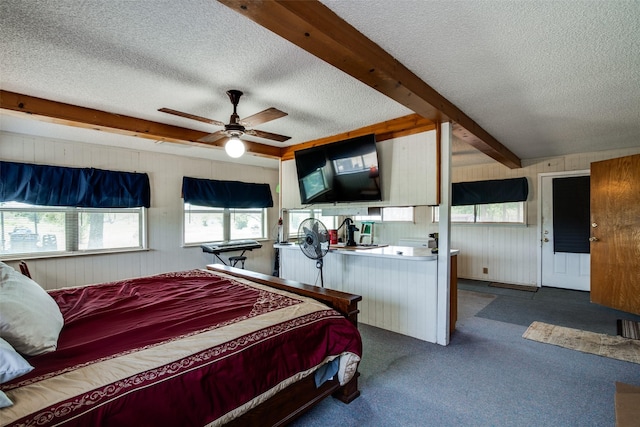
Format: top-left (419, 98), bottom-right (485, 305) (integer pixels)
top-left (198, 131), bottom-right (227, 144)
top-left (240, 107), bottom-right (287, 127)
top-left (159, 108), bottom-right (225, 127)
top-left (245, 128), bottom-right (291, 142)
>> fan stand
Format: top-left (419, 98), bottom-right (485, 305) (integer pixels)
top-left (305, 233), bottom-right (325, 287)
top-left (316, 259), bottom-right (324, 288)
top-left (298, 218), bottom-right (329, 289)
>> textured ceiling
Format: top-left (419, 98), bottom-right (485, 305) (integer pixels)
top-left (1, 0), bottom-right (639, 169)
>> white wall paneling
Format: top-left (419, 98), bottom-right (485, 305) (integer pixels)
top-left (451, 146), bottom-right (640, 286)
top-left (0, 131), bottom-right (279, 290)
top-left (5, 131), bottom-right (638, 293)
top-left (280, 160), bottom-right (302, 209)
top-left (280, 130), bottom-right (439, 210)
top-left (279, 246), bottom-right (438, 342)
top-left (378, 131), bottom-right (439, 206)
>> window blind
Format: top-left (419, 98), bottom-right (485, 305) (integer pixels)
top-left (552, 176), bottom-right (590, 254)
top-left (182, 177), bottom-right (273, 208)
top-left (452, 177), bottom-right (529, 206)
top-left (0, 161), bottom-right (150, 208)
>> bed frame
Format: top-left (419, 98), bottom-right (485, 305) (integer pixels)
top-left (206, 264), bottom-right (362, 426)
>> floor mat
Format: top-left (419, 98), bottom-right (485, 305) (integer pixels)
top-left (523, 321), bottom-right (640, 364)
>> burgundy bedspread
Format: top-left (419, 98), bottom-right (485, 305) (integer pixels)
top-left (1, 269), bottom-right (362, 427)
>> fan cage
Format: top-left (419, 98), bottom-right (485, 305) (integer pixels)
top-left (297, 218), bottom-right (329, 260)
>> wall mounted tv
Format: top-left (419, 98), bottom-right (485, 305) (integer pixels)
top-left (294, 134), bottom-right (382, 205)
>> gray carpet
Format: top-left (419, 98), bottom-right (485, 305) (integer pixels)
top-left (466, 281), bottom-right (640, 335)
top-left (290, 281), bottom-right (640, 427)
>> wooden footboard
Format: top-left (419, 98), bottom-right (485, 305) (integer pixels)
top-left (206, 264), bottom-right (361, 327)
top-left (206, 264), bottom-right (362, 425)
top-left (225, 374), bottom-right (360, 427)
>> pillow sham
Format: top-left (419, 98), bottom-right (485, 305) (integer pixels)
top-left (0, 337), bottom-right (34, 383)
top-left (0, 262), bottom-right (64, 356)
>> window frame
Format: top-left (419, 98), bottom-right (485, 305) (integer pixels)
top-left (182, 203), bottom-right (268, 246)
top-left (433, 201), bottom-right (527, 225)
top-left (286, 209), bottom-right (337, 241)
top-left (354, 206), bottom-right (414, 223)
top-left (0, 202), bottom-right (147, 260)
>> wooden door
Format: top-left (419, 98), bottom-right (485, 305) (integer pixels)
top-left (590, 154), bottom-right (640, 315)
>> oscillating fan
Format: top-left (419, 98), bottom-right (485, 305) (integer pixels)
top-left (298, 218), bottom-right (330, 287)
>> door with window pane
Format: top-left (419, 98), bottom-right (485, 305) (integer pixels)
top-left (540, 172), bottom-right (590, 291)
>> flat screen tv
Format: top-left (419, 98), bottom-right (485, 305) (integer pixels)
top-left (294, 134), bottom-right (381, 205)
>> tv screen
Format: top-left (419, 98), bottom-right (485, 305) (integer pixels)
top-left (294, 134), bottom-right (381, 204)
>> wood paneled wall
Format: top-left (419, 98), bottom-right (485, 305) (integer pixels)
top-left (0, 132), bottom-right (279, 290)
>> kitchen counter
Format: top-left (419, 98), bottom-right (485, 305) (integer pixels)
top-left (275, 243), bottom-right (458, 261)
top-left (276, 242), bottom-right (459, 343)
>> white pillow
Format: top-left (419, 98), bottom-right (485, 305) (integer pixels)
top-left (0, 337), bottom-right (34, 383)
top-left (0, 390), bottom-right (13, 408)
top-left (0, 262), bottom-right (64, 356)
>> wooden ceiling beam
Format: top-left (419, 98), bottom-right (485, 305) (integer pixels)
top-left (0, 90), bottom-right (282, 158)
top-left (279, 113), bottom-right (435, 161)
top-left (219, 0), bottom-right (521, 169)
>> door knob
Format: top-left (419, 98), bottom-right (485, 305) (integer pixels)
top-left (591, 222), bottom-right (598, 228)
top-left (543, 237), bottom-right (549, 242)
top-left (589, 236), bottom-right (599, 242)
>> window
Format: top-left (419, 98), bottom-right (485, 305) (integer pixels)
top-left (287, 209), bottom-right (337, 239)
top-left (355, 206), bottom-right (414, 222)
top-left (230, 208), bottom-right (266, 240)
top-left (183, 203), bottom-right (266, 245)
top-left (434, 202), bottom-right (526, 224)
top-left (0, 201), bottom-right (145, 258)
top-left (439, 177), bottom-right (528, 224)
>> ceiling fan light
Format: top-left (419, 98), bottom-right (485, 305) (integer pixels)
top-left (225, 137), bottom-right (245, 158)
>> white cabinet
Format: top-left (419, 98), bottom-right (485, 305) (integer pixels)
top-left (280, 130), bottom-right (439, 209)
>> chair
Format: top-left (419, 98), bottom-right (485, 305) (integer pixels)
top-left (229, 256), bottom-right (247, 269)
top-left (19, 261), bottom-right (31, 278)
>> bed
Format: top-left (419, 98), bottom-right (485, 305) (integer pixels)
top-left (0, 262), bottom-right (362, 426)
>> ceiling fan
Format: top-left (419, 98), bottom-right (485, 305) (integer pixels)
top-left (159, 90), bottom-right (290, 157)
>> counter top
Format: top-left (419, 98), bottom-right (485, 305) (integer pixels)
top-left (275, 243), bottom-right (458, 261)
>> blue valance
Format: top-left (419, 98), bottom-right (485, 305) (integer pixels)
top-left (452, 177), bottom-right (529, 206)
top-left (0, 161), bottom-right (150, 208)
top-left (182, 177), bottom-right (273, 209)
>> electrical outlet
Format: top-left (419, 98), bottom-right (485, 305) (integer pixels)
top-left (482, 267), bottom-right (488, 274)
